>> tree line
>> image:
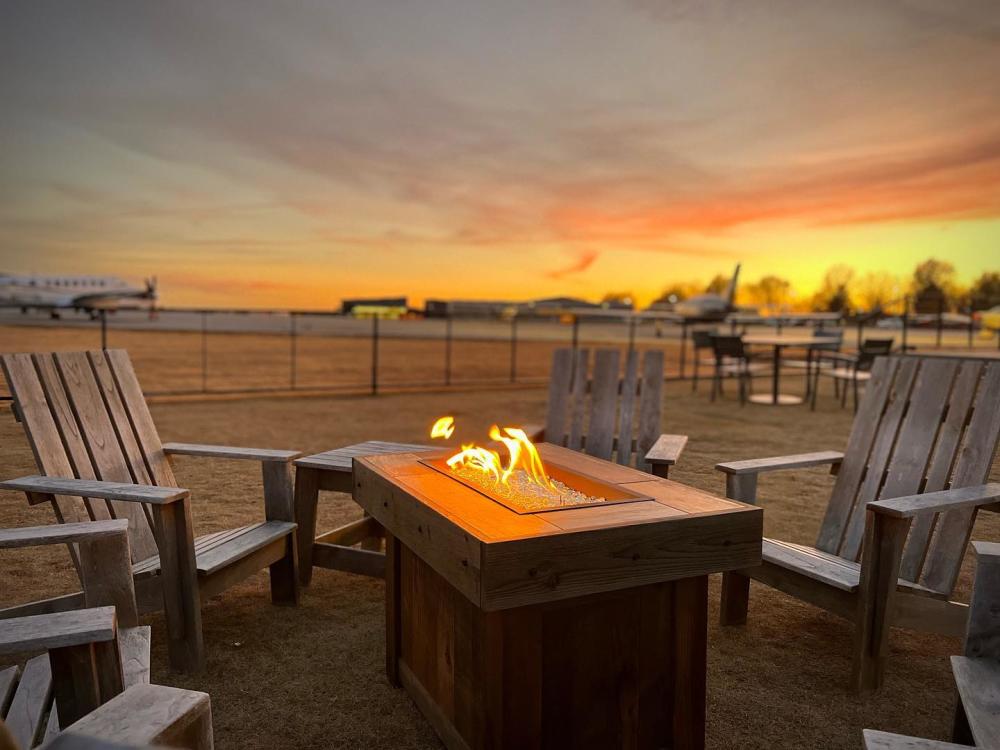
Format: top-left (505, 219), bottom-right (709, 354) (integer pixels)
top-left (621, 258), bottom-right (1000, 315)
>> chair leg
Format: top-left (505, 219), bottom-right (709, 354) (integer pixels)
top-left (269, 533), bottom-right (300, 606)
top-left (840, 377), bottom-right (849, 408)
top-left (710, 365), bottom-right (719, 402)
top-left (953, 700), bottom-right (974, 745)
top-left (720, 571), bottom-right (750, 625)
top-left (853, 376), bottom-right (860, 413)
top-left (692, 358), bottom-right (699, 392)
top-left (852, 511), bottom-right (910, 693)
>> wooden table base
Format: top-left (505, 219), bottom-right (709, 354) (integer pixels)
top-left (386, 535), bottom-right (708, 750)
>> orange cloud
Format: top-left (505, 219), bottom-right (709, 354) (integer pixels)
top-left (545, 249), bottom-right (599, 279)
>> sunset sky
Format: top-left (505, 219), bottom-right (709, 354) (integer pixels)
top-left (1, 1), bottom-right (998, 308)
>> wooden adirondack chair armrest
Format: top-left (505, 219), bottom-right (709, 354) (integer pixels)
top-left (0, 519), bottom-right (129, 549)
top-left (162, 442), bottom-right (302, 463)
top-left (867, 483), bottom-right (1000, 518)
top-left (972, 540), bottom-right (1000, 564)
top-left (715, 450), bottom-right (844, 477)
top-left (0, 606), bottom-right (118, 656)
top-left (645, 434), bottom-right (688, 467)
top-left (0, 475), bottom-right (189, 506)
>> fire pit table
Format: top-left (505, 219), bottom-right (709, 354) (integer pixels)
top-left (353, 442), bottom-right (762, 750)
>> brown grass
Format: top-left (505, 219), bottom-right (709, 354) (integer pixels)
top-left (0, 335), bottom-right (997, 749)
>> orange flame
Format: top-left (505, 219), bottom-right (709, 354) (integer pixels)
top-left (431, 417), bottom-right (555, 491)
top-left (430, 416), bottom-right (456, 440)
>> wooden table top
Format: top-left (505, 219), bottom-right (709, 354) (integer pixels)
top-left (742, 334), bottom-right (836, 347)
top-left (354, 443), bottom-right (762, 610)
top-left (294, 440), bottom-right (431, 472)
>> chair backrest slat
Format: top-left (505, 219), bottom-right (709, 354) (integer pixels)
top-left (815, 355), bottom-right (1000, 598)
top-left (88, 351), bottom-right (155, 489)
top-left (899, 360), bottom-right (983, 580)
top-left (636, 350), bottom-right (664, 472)
top-left (49, 352), bottom-right (159, 562)
top-left (839, 358), bottom-right (948, 560)
top-left (566, 349), bottom-right (589, 451)
top-left (918, 362), bottom-right (1000, 593)
top-left (544, 348), bottom-right (574, 449)
top-left (103, 349), bottom-right (177, 488)
top-left (616, 350), bottom-right (639, 466)
top-left (816, 356), bottom-right (900, 553)
top-left (1, 354), bottom-right (89, 574)
top-left (543, 347), bottom-right (664, 470)
top-left (585, 349), bottom-right (620, 460)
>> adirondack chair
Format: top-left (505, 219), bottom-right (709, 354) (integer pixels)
top-left (527, 348), bottom-right (687, 476)
top-left (0, 520), bottom-right (212, 750)
top-left (0, 350), bottom-right (302, 673)
top-left (0, 519), bottom-right (146, 744)
top-left (1, 651), bottom-right (212, 750)
top-left (863, 542), bottom-right (1000, 749)
top-left (715, 355), bottom-right (1000, 692)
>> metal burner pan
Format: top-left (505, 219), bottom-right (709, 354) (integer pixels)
top-left (419, 454), bottom-right (652, 514)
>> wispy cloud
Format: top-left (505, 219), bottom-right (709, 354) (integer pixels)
top-left (545, 249), bottom-right (600, 279)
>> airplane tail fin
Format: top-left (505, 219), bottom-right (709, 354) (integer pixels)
top-left (724, 264), bottom-right (741, 307)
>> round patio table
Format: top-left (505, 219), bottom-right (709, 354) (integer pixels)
top-left (742, 334), bottom-right (833, 405)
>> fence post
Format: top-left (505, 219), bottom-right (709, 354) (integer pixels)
top-left (679, 321), bottom-right (688, 380)
top-left (936, 297), bottom-right (944, 348)
top-left (967, 296), bottom-right (974, 350)
top-left (444, 316), bottom-right (452, 386)
top-left (289, 313), bottom-right (297, 389)
top-left (571, 315), bottom-right (579, 352)
top-left (371, 316), bottom-right (379, 396)
top-left (627, 316), bottom-right (637, 355)
top-left (200, 311), bottom-right (208, 393)
top-left (901, 296), bottom-right (909, 352)
top-left (509, 315), bottom-right (518, 384)
top-left (99, 310), bottom-right (107, 350)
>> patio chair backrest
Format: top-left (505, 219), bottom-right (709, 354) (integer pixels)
top-left (2, 350), bottom-right (173, 567)
top-left (812, 327), bottom-right (843, 351)
top-left (710, 335), bottom-right (746, 360)
top-left (815, 355), bottom-right (1000, 597)
top-left (544, 348), bottom-right (663, 470)
top-left (857, 338), bottom-right (894, 370)
top-left (691, 330), bottom-right (714, 350)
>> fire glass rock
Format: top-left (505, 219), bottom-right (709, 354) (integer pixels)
top-left (452, 465), bottom-right (605, 512)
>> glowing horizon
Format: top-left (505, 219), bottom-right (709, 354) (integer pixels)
top-left (1, 2), bottom-right (998, 310)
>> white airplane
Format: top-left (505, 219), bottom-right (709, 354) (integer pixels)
top-left (0, 273), bottom-right (157, 318)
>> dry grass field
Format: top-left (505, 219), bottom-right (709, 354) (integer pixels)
top-left (0, 332), bottom-right (997, 749)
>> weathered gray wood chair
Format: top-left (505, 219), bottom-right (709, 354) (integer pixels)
top-left (0, 350), bottom-right (302, 673)
top-left (1, 653), bottom-right (212, 750)
top-left (863, 542), bottom-right (1000, 748)
top-left (0, 520), bottom-right (212, 750)
top-left (715, 355), bottom-right (1000, 692)
top-left (528, 348), bottom-right (687, 476)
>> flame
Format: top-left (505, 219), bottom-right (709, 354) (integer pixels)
top-left (430, 416), bottom-right (455, 440)
top-left (431, 416), bottom-right (555, 491)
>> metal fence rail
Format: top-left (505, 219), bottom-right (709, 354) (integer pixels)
top-left (0, 305), bottom-right (996, 399)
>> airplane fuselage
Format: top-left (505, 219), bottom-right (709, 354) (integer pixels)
top-left (0, 274), bottom-right (156, 311)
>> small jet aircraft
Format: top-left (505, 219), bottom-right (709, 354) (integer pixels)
top-left (0, 273), bottom-right (157, 318)
top-left (672, 263), bottom-right (742, 322)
